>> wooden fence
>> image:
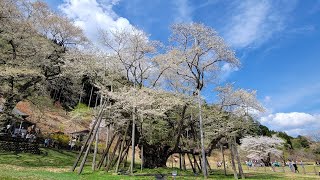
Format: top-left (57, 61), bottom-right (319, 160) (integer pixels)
top-left (0, 140), bottom-right (40, 154)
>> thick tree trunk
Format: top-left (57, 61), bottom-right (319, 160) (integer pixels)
top-left (142, 144), bottom-right (171, 168)
top-left (0, 94), bottom-right (20, 133)
top-left (261, 153), bottom-right (271, 167)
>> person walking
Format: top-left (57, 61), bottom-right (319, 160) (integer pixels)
top-left (288, 160), bottom-right (294, 172)
top-left (292, 161), bottom-right (299, 173)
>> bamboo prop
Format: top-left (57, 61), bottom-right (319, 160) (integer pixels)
top-left (88, 86), bottom-right (94, 108)
top-left (103, 118), bottom-right (112, 166)
top-left (199, 155), bottom-right (202, 169)
top-left (78, 105), bottom-right (107, 175)
top-left (105, 137), bottom-right (121, 171)
top-left (70, 100), bottom-right (107, 172)
top-left (97, 132), bottom-right (117, 169)
top-left (115, 122), bottom-right (131, 173)
top-left (94, 93), bottom-right (99, 109)
top-left (123, 145), bottom-right (130, 168)
top-left (205, 156), bottom-right (211, 171)
top-left (120, 141), bottom-right (131, 168)
top-left (221, 145), bottom-right (227, 176)
top-left (179, 127), bottom-right (197, 173)
top-left (187, 153), bottom-right (196, 173)
top-left (92, 128), bottom-right (99, 171)
top-left (179, 153), bottom-right (182, 170)
top-left (192, 153), bottom-right (201, 172)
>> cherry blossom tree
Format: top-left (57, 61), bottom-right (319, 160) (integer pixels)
top-left (154, 23), bottom-right (240, 177)
top-left (100, 86), bottom-right (190, 168)
top-left (240, 136), bottom-right (284, 166)
top-left (0, 0), bottom-right (88, 131)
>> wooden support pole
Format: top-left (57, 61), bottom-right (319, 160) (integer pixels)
top-left (179, 153), bottom-right (182, 170)
top-left (78, 109), bottom-right (105, 175)
top-left (123, 152), bottom-right (129, 168)
top-left (199, 155), bottom-right (202, 169)
top-left (97, 132), bottom-right (116, 169)
top-left (94, 93), bottom-right (99, 109)
top-left (120, 141), bottom-right (131, 168)
top-left (193, 154), bottom-right (201, 172)
top-left (88, 86), bottom-right (94, 108)
top-left (105, 137), bottom-right (121, 171)
top-left (71, 101), bottom-right (107, 172)
top-left (104, 124), bottom-right (112, 166)
top-left (206, 156), bottom-right (211, 172)
top-left (115, 122), bottom-right (130, 173)
top-left (187, 153), bottom-right (196, 173)
top-left (92, 127), bottom-right (99, 171)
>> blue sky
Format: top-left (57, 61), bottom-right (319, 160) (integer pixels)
top-left (45, 0), bottom-right (320, 137)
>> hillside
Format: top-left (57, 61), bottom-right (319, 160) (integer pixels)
top-left (13, 96), bottom-right (92, 135)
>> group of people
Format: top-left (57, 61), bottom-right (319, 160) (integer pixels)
top-left (68, 138), bottom-right (77, 150)
top-left (244, 159), bottom-right (303, 173)
top-left (24, 132), bottom-right (36, 142)
top-left (44, 138), bottom-right (52, 147)
top-left (6, 123), bottom-right (38, 142)
top-left (245, 160), bottom-right (265, 168)
top-left (216, 161), bottom-right (228, 168)
top-left (287, 160), bottom-right (302, 173)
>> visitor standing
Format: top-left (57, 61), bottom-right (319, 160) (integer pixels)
top-left (292, 161), bottom-right (299, 173)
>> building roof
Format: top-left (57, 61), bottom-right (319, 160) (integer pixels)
top-left (12, 107), bottom-right (29, 118)
top-left (0, 106), bottom-right (29, 118)
top-left (70, 129), bottom-right (89, 135)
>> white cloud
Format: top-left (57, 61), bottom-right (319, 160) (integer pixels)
top-left (219, 63), bottom-right (238, 82)
top-left (260, 112), bottom-right (320, 136)
top-left (224, 0), bottom-right (297, 49)
top-left (263, 96), bottom-right (271, 103)
top-left (59, 0), bottom-right (134, 43)
top-left (173, 0), bottom-right (192, 22)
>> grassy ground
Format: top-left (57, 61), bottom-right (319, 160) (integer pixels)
top-left (0, 148), bottom-right (320, 180)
